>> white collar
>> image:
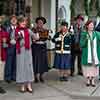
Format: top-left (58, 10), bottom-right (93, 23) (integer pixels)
top-left (11, 25), bottom-right (16, 30)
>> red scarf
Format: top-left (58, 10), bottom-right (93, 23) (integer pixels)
top-left (16, 27), bottom-right (30, 54)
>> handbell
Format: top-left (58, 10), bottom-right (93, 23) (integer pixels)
top-left (3, 42), bottom-right (8, 48)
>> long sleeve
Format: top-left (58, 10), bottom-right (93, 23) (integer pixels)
top-left (70, 34), bottom-right (75, 45)
top-left (95, 22), bottom-right (100, 32)
top-left (52, 32), bottom-right (60, 43)
top-left (95, 31), bottom-right (100, 40)
top-left (80, 32), bottom-right (88, 48)
top-left (29, 29), bottom-right (34, 37)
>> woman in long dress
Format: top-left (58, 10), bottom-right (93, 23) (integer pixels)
top-left (31, 17), bottom-right (48, 83)
top-left (16, 16), bottom-right (34, 93)
top-left (80, 20), bottom-right (100, 87)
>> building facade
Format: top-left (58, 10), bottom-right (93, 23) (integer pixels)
top-left (0, 0), bottom-right (74, 32)
top-left (0, 0), bottom-right (72, 69)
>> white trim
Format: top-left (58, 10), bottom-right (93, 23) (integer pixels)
top-left (56, 44), bottom-right (60, 47)
top-left (35, 41), bottom-right (45, 44)
top-left (56, 50), bottom-right (71, 54)
top-left (88, 37), bottom-right (99, 65)
top-left (93, 38), bottom-right (99, 64)
top-left (65, 45), bottom-right (70, 47)
top-left (55, 37), bottom-right (61, 41)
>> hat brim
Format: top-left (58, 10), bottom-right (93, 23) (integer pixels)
top-left (75, 14), bottom-right (84, 21)
top-left (35, 17), bottom-right (46, 24)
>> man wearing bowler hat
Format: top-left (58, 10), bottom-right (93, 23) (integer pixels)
top-left (71, 14), bottom-right (84, 76)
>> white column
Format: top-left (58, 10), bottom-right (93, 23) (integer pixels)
top-left (46, 0), bottom-right (56, 50)
top-left (50, 0), bottom-right (56, 33)
top-left (41, 0), bottom-right (45, 16)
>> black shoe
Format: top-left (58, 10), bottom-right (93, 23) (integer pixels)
top-left (70, 73), bottom-right (74, 77)
top-left (40, 76), bottom-right (45, 83)
top-left (5, 80), bottom-right (12, 84)
top-left (63, 77), bottom-right (68, 81)
top-left (0, 87), bottom-right (6, 94)
top-left (34, 75), bottom-right (39, 83)
top-left (59, 77), bottom-right (64, 81)
top-left (40, 74), bottom-right (45, 83)
top-left (90, 77), bottom-right (96, 87)
top-left (34, 78), bottom-right (39, 83)
top-left (86, 83), bottom-right (90, 87)
top-left (78, 72), bottom-right (83, 76)
top-left (86, 77), bottom-right (91, 87)
top-left (91, 84), bottom-right (96, 87)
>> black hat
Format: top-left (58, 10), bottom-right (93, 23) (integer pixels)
top-left (75, 14), bottom-right (84, 21)
top-left (35, 16), bottom-right (46, 24)
top-left (61, 21), bottom-right (68, 27)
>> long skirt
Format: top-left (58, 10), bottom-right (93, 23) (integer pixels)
top-left (82, 65), bottom-right (99, 78)
top-left (16, 47), bottom-right (34, 83)
top-left (0, 61), bottom-right (5, 80)
top-left (31, 43), bottom-right (48, 74)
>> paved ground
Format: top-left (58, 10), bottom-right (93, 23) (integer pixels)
top-left (0, 69), bottom-right (100, 100)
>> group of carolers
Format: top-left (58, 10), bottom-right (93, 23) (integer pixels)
top-left (0, 14), bottom-right (100, 94)
top-left (0, 15), bottom-right (50, 93)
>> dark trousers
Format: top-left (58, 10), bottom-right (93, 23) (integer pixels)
top-left (71, 44), bottom-right (82, 75)
top-left (4, 45), bottom-right (16, 81)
